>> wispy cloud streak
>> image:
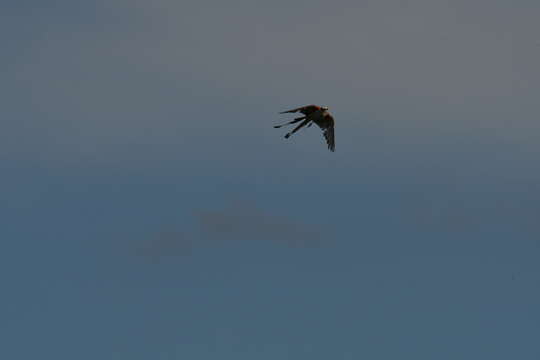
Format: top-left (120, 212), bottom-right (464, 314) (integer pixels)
top-left (195, 203), bottom-right (324, 248)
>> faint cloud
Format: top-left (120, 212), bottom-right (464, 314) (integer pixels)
top-left (195, 203), bottom-right (325, 248)
top-left (132, 203), bottom-right (326, 262)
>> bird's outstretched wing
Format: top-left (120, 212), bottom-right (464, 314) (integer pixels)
top-left (280, 105), bottom-right (320, 116)
top-left (314, 114), bottom-right (335, 152)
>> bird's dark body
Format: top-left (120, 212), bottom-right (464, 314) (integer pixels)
top-left (280, 105), bottom-right (321, 116)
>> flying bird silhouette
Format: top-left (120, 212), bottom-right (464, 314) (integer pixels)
top-left (274, 105), bottom-right (335, 151)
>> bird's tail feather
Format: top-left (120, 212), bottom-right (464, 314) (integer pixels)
top-left (273, 116), bottom-right (305, 128)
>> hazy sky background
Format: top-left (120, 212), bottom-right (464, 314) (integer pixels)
top-left (2, 0), bottom-right (540, 358)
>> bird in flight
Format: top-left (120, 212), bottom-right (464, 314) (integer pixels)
top-left (274, 104), bottom-right (335, 151)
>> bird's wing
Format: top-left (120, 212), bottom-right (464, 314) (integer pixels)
top-left (314, 114), bottom-right (335, 151)
top-left (280, 105), bottom-right (320, 115)
top-left (324, 123), bottom-right (335, 152)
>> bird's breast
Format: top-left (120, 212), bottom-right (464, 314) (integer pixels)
top-left (308, 110), bottom-right (326, 122)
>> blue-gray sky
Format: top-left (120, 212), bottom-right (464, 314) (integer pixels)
top-left (2, 0), bottom-right (540, 359)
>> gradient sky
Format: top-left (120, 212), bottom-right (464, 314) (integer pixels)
top-left (2, 0), bottom-right (540, 359)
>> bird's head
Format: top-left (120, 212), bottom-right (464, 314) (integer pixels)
top-left (321, 106), bottom-right (329, 111)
